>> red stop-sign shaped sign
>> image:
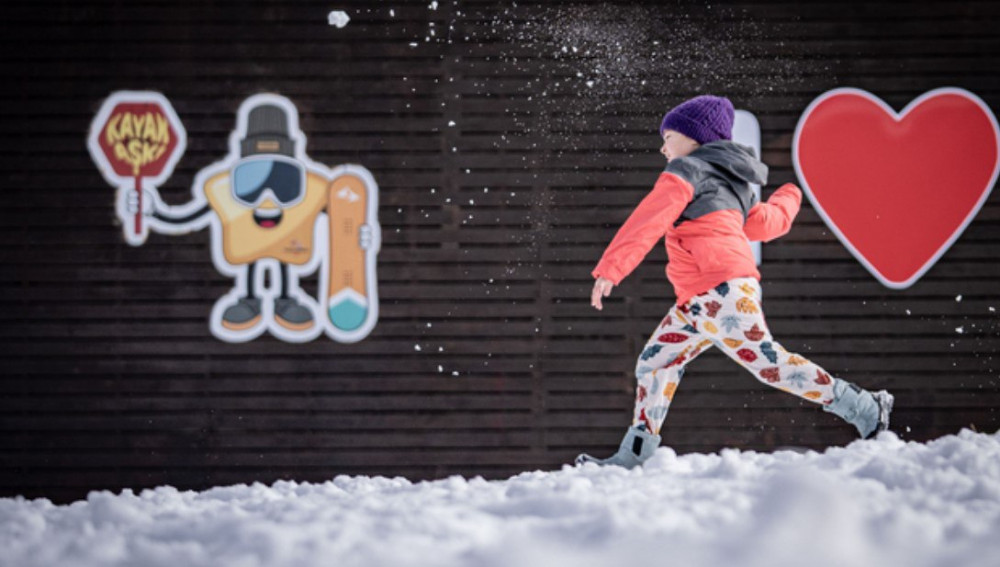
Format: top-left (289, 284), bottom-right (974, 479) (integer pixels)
top-left (88, 91), bottom-right (187, 242)
top-left (89, 91), bottom-right (186, 186)
top-left (95, 101), bottom-right (181, 178)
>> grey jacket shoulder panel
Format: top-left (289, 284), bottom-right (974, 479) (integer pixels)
top-left (663, 156), bottom-right (708, 191)
top-left (693, 141), bottom-right (769, 186)
top-left (664, 141), bottom-right (768, 227)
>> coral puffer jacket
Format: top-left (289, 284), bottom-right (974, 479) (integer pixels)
top-left (593, 142), bottom-right (802, 306)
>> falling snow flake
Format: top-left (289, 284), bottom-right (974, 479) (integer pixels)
top-left (327, 11), bottom-right (350, 28)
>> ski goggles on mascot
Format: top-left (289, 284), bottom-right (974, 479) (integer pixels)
top-left (231, 155), bottom-right (306, 207)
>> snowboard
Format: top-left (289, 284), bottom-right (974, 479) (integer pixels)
top-left (326, 174), bottom-right (370, 331)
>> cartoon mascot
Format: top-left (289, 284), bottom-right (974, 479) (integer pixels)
top-left (120, 93), bottom-right (380, 343)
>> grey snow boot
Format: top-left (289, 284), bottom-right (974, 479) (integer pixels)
top-left (575, 424), bottom-right (662, 469)
top-left (823, 379), bottom-right (894, 439)
top-left (872, 390), bottom-right (894, 437)
top-left (221, 297), bottom-right (262, 331)
top-left (274, 297), bottom-right (314, 330)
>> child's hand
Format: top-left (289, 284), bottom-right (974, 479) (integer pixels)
top-left (591, 277), bottom-right (614, 311)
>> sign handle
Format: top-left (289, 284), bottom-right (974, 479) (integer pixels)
top-left (133, 175), bottom-right (143, 236)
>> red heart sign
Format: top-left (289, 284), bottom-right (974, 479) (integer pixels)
top-left (793, 88), bottom-right (999, 288)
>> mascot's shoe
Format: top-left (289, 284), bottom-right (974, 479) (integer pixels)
top-left (275, 297), bottom-right (314, 331)
top-left (824, 379), bottom-right (894, 439)
top-left (221, 297), bottom-right (262, 331)
top-left (575, 424), bottom-right (661, 469)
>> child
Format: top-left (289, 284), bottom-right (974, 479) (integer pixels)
top-left (577, 95), bottom-right (893, 469)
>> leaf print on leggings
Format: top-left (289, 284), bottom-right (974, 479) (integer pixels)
top-left (638, 408), bottom-right (653, 431)
top-left (663, 382), bottom-right (678, 401)
top-left (736, 297), bottom-right (759, 314)
top-left (759, 341), bottom-right (778, 363)
top-left (720, 315), bottom-right (741, 333)
top-left (658, 332), bottom-right (688, 344)
top-left (659, 314), bottom-right (673, 329)
top-left (715, 281), bottom-right (730, 297)
top-left (786, 371), bottom-right (809, 390)
top-left (665, 354), bottom-right (687, 369)
top-left (787, 355), bottom-right (809, 366)
top-left (744, 324), bottom-right (766, 342)
top-left (641, 344), bottom-right (663, 361)
top-left (705, 301), bottom-right (722, 318)
top-left (760, 367), bottom-right (781, 383)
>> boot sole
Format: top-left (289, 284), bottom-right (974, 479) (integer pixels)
top-left (222, 315), bottom-right (262, 331)
top-left (276, 316), bottom-right (314, 331)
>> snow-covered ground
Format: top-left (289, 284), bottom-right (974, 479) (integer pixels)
top-left (2, 430), bottom-right (999, 567)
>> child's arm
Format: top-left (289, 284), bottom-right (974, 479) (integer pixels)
top-left (592, 172), bottom-right (694, 286)
top-left (743, 183), bottom-right (802, 242)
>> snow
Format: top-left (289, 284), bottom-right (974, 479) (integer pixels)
top-left (3, 431), bottom-right (1000, 567)
top-left (326, 11), bottom-right (349, 28)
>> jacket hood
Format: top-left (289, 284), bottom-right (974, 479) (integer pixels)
top-left (689, 140), bottom-right (768, 186)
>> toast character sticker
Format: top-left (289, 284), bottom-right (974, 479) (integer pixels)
top-left (92, 92), bottom-right (381, 343)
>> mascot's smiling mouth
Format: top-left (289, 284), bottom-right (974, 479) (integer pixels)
top-left (253, 207), bottom-right (283, 228)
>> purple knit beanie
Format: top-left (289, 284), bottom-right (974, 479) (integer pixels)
top-left (659, 95), bottom-right (735, 145)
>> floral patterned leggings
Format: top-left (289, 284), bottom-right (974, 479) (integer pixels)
top-left (634, 277), bottom-right (838, 435)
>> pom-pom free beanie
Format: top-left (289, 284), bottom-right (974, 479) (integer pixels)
top-left (659, 95), bottom-right (735, 145)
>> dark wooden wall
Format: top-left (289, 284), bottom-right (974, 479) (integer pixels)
top-left (2, 0), bottom-right (999, 503)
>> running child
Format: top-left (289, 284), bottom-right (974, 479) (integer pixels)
top-left (577, 95), bottom-right (893, 468)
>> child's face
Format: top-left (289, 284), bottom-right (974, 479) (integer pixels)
top-left (660, 130), bottom-right (699, 162)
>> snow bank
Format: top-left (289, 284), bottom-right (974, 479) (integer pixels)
top-left (2, 430), bottom-right (999, 567)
